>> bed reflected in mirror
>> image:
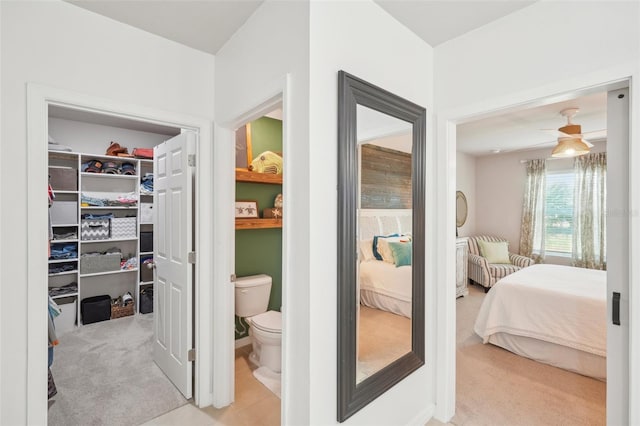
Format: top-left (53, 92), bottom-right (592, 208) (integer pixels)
top-left (356, 105), bottom-right (413, 383)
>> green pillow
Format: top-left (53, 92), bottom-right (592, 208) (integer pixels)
top-left (388, 241), bottom-right (412, 267)
top-left (477, 240), bottom-right (511, 264)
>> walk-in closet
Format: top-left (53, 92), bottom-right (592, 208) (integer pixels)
top-left (46, 105), bottom-right (188, 425)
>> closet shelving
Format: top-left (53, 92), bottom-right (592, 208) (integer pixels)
top-left (48, 150), bottom-right (155, 326)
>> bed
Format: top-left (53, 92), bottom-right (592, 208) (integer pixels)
top-left (357, 209), bottom-right (412, 318)
top-left (474, 263), bottom-right (607, 380)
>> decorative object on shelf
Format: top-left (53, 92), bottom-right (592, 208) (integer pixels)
top-left (248, 151), bottom-right (283, 174)
top-left (274, 193), bottom-right (283, 209)
top-left (263, 208), bottom-right (282, 219)
top-left (235, 200), bottom-right (259, 218)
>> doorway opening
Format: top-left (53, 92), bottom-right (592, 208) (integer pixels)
top-left (451, 82), bottom-right (629, 424)
top-left (26, 84), bottom-right (214, 425)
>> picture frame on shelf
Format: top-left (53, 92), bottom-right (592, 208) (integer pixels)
top-left (235, 200), bottom-right (259, 218)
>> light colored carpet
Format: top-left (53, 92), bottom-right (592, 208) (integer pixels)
top-left (48, 313), bottom-right (188, 426)
top-left (453, 283), bottom-right (606, 426)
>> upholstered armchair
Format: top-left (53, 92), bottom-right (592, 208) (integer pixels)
top-left (467, 235), bottom-right (535, 292)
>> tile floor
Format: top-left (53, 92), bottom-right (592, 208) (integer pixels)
top-left (143, 345), bottom-right (280, 426)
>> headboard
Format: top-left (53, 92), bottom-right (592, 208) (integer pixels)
top-left (357, 209), bottom-right (412, 240)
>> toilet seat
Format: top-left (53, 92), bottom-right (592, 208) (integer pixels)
top-left (251, 310), bottom-right (281, 334)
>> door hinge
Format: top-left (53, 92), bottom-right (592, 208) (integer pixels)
top-left (188, 251), bottom-right (196, 264)
top-left (188, 348), bottom-right (196, 362)
top-left (188, 154), bottom-right (196, 167)
top-left (230, 274), bottom-right (237, 282)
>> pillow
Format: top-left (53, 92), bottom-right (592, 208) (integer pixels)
top-left (477, 240), bottom-right (511, 264)
top-left (359, 239), bottom-right (375, 262)
top-left (388, 241), bottom-right (412, 267)
top-left (377, 235), bottom-right (412, 264)
top-left (372, 234), bottom-right (399, 260)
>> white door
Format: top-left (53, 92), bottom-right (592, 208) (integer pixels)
top-left (606, 88), bottom-right (629, 425)
top-left (153, 131), bottom-right (196, 399)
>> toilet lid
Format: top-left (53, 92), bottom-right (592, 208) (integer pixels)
top-left (251, 310), bottom-right (281, 333)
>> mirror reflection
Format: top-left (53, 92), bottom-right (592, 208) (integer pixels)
top-left (356, 105), bottom-right (413, 384)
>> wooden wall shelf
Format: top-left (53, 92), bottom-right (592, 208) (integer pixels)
top-left (235, 169), bottom-right (282, 185)
top-left (235, 218), bottom-right (282, 230)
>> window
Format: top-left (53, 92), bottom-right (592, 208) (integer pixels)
top-left (543, 170), bottom-right (575, 254)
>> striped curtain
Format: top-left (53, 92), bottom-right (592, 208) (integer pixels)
top-left (519, 159), bottom-right (546, 263)
top-left (572, 152), bottom-right (606, 270)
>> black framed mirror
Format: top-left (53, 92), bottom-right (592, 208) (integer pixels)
top-left (337, 71), bottom-right (426, 421)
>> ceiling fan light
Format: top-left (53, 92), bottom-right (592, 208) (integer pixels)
top-left (551, 138), bottom-right (590, 158)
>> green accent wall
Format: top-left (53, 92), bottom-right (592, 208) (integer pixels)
top-left (235, 117), bottom-right (282, 339)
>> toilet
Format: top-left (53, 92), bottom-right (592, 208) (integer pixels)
top-left (235, 274), bottom-right (282, 373)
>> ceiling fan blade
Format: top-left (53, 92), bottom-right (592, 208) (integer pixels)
top-left (582, 129), bottom-right (607, 139)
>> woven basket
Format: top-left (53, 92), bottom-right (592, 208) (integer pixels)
top-left (111, 301), bottom-right (134, 319)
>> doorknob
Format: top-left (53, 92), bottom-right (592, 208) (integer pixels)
top-left (146, 261), bottom-right (156, 270)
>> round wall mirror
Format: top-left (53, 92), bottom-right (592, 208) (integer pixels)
top-left (456, 190), bottom-right (468, 228)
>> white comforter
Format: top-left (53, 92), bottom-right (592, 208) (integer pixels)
top-left (474, 264), bottom-right (606, 357)
top-left (359, 260), bottom-right (411, 302)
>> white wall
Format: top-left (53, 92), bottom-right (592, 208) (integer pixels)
top-left (435, 2), bottom-right (639, 424)
top-left (455, 151), bottom-right (475, 237)
top-left (0, 1), bottom-right (215, 424)
top-left (215, 1), bottom-right (311, 423)
top-left (309, 2), bottom-right (435, 424)
top-left (49, 118), bottom-right (175, 154)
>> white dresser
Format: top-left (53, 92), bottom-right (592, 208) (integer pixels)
top-left (456, 237), bottom-right (469, 298)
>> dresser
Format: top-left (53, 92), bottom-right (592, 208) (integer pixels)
top-left (456, 237), bottom-right (469, 298)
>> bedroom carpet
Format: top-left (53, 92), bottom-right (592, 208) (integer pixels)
top-left (48, 313), bottom-right (188, 426)
top-left (451, 283), bottom-right (606, 426)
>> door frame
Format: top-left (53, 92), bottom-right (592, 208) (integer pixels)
top-left (211, 74), bottom-right (290, 418)
top-left (435, 64), bottom-right (639, 424)
top-left (26, 84), bottom-right (214, 425)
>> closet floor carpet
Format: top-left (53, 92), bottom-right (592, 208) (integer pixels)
top-left (48, 313), bottom-right (187, 426)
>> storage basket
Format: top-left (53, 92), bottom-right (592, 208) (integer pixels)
top-left (140, 203), bottom-right (154, 224)
top-left (49, 167), bottom-right (77, 191)
top-left (111, 217), bottom-right (137, 239)
top-left (111, 300), bottom-right (134, 319)
top-left (80, 252), bottom-right (121, 274)
top-left (81, 219), bottom-right (110, 240)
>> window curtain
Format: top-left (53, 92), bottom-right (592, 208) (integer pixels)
top-left (519, 159), bottom-right (546, 262)
top-left (572, 152), bottom-right (606, 270)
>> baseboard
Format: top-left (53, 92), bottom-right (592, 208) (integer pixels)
top-left (235, 336), bottom-right (251, 349)
top-left (407, 403), bottom-right (436, 426)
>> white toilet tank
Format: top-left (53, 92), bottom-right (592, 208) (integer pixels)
top-left (235, 274), bottom-right (272, 318)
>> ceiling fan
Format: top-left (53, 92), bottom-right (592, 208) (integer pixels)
top-left (543, 107), bottom-right (606, 157)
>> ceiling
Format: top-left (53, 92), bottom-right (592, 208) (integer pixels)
top-left (65, 1), bottom-right (537, 54)
top-left (457, 91), bottom-right (608, 157)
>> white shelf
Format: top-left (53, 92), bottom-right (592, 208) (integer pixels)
top-left (51, 239), bottom-right (79, 244)
top-left (52, 223), bottom-right (79, 227)
top-left (54, 190), bottom-right (79, 195)
top-left (81, 172), bottom-right (138, 180)
top-left (80, 268), bottom-right (138, 278)
top-left (48, 270), bottom-right (78, 277)
top-left (50, 292), bottom-right (78, 300)
top-left (139, 251), bottom-right (153, 256)
top-left (140, 222), bottom-right (153, 225)
top-left (81, 206), bottom-right (138, 210)
top-left (48, 258), bottom-right (78, 264)
top-left (81, 237), bottom-right (138, 243)
top-left (140, 281), bottom-right (153, 286)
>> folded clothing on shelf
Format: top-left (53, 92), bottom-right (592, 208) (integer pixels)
top-left (49, 243), bottom-right (78, 260)
top-left (48, 282), bottom-right (78, 297)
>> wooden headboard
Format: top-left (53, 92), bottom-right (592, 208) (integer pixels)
top-left (357, 209), bottom-right (412, 240)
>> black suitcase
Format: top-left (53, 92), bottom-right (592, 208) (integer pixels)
top-left (81, 295), bottom-right (111, 324)
top-left (139, 287), bottom-right (154, 314)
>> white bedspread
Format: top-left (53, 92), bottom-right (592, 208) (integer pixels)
top-left (474, 264), bottom-right (606, 357)
top-left (359, 260), bottom-right (411, 302)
